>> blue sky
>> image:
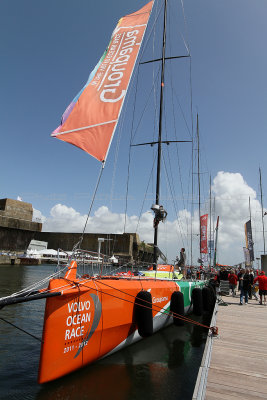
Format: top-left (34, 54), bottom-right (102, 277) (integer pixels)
top-left (1, 0), bottom-right (267, 265)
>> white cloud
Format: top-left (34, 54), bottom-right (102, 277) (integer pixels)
top-left (211, 171), bottom-right (264, 265)
top-left (33, 208), bottom-right (46, 223)
top-left (35, 171), bottom-right (265, 267)
top-left (44, 204), bottom-right (86, 232)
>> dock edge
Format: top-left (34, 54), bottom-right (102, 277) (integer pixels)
top-left (192, 301), bottom-right (218, 400)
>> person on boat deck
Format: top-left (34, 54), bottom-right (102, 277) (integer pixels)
top-left (176, 248), bottom-right (186, 274)
top-left (253, 271), bottom-right (267, 305)
top-left (228, 270), bottom-right (238, 297)
top-left (238, 268), bottom-right (251, 305)
top-left (186, 266), bottom-right (192, 279)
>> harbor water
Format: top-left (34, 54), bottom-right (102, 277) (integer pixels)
top-left (0, 264), bottom-right (209, 400)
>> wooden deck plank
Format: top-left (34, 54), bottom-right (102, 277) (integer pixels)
top-left (208, 368), bottom-right (267, 391)
top-left (205, 295), bottom-right (267, 399)
top-left (207, 381), bottom-right (267, 398)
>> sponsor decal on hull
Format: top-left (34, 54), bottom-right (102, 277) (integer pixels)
top-left (63, 293), bottom-right (102, 358)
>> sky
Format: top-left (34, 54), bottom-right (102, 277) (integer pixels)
top-left (1, 0), bottom-right (267, 266)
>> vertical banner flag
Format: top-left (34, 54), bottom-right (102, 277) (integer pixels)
top-left (245, 220), bottom-right (254, 262)
top-left (243, 247), bottom-right (250, 266)
top-left (200, 214), bottom-right (208, 253)
top-left (208, 240), bottom-right (214, 261)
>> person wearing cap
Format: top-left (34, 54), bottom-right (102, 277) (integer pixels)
top-left (253, 271), bottom-right (267, 305)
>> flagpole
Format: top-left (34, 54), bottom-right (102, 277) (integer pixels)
top-left (259, 167), bottom-right (266, 255)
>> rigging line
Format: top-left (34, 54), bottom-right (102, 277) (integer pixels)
top-left (124, 64), bottom-right (141, 233)
top-left (64, 276), bottom-right (200, 326)
top-left (137, 0), bottom-right (164, 63)
top-left (161, 100), bottom-right (187, 243)
top-left (78, 278), bottom-right (213, 329)
top-left (179, 0), bottom-right (191, 55)
top-left (73, 162), bottom-right (105, 251)
top-left (152, 0), bottom-right (160, 192)
top-left (164, 62), bottom-right (192, 138)
top-left (168, 0), bottom-right (190, 58)
top-left (161, 101), bottom-right (180, 212)
top-left (198, 133), bottom-right (211, 206)
top-left (189, 56), bottom-right (194, 268)
top-left (169, 76), bottom-right (192, 138)
top-left (110, 42), bottom-right (144, 213)
top-left (185, 148), bottom-right (193, 242)
top-left (131, 66), bottom-right (161, 143)
top-left (166, 3), bottom-right (190, 58)
top-left (110, 97), bottom-right (126, 211)
top-left (167, 68), bottom-right (187, 212)
top-left (164, 3), bottom-right (191, 138)
top-left (165, 15), bottom-right (191, 251)
top-left (0, 317), bottom-right (43, 343)
top-left (165, 144), bottom-right (187, 244)
top-left (135, 152), bottom-right (157, 234)
top-left (131, 6), bottom-right (166, 145)
top-left (0, 267), bottom-right (70, 301)
top-left (0, 281), bottom-right (78, 303)
top-left (162, 152), bottom-right (187, 246)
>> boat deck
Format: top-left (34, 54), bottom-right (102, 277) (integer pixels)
top-left (203, 294), bottom-right (267, 399)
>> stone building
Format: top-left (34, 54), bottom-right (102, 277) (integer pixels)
top-left (0, 198), bottom-right (42, 251)
top-left (35, 231), bottom-right (155, 263)
top-left (0, 199), bottom-right (158, 263)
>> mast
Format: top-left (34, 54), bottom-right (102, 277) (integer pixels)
top-left (197, 114), bottom-right (201, 260)
top-left (259, 167), bottom-right (266, 255)
top-left (153, 0), bottom-right (167, 264)
top-left (190, 130), bottom-right (194, 268)
top-left (213, 216), bottom-right (219, 267)
top-left (209, 175), bottom-right (212, 268)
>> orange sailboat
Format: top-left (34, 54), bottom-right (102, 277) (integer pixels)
top-left (0, 0), bottom-right (215, 384)
top-left (37, 256), bottom-right (209, 383)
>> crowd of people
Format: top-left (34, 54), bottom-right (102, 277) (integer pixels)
top-left (174, 248), bottom-right (267, 306)
top-left (213, 267), bottom-right (267, 306)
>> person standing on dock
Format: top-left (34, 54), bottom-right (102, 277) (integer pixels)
top-left (253, 271), bottom-right (267, 305)
top-left (248, 268), bottom-right (254, 299)
top-left (238, 268), bottom-right (251, 305)
top-left (228, 270), bottom-right (238, 297)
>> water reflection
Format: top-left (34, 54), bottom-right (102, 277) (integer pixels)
top-left (36, 317), bottom-right (208, 400)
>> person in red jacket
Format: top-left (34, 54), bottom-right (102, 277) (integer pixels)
top-left (228, 270), bottom-right (238, 297)
top-left (253, 271), bottom-right (267, 305)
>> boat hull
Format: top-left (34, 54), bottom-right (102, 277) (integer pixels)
top-left (38, 277), bottom-right (204, 383)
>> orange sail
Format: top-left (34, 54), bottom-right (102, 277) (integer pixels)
top-left (52, 1), bottom-right (153, 162)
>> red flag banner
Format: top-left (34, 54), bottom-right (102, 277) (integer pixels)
top-left (200, 214), bottom-right (208, 254)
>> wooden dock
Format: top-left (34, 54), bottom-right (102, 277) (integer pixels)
top-left (194, 294), bottom-right (267, 399)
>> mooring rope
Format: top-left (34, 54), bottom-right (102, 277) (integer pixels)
top-left (0, 317), bottom-right (43, 342)
top-left (95, 278), bottom-right (214, 330)
top-left (61, 277), bottom-right (215, 331)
